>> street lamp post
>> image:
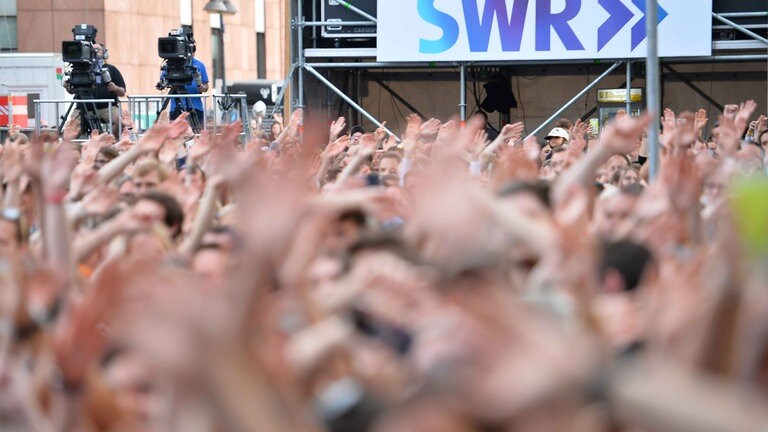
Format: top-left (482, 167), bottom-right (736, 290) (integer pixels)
top-left (203, 0), bottom-right (237, 92)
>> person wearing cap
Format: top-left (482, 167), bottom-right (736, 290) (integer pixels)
top-left (545, 127), bottom-right (570, 148)
top-left (538, 127), bottom-right (568, 161)
top-left (350, 125), bottom-right (366, 146)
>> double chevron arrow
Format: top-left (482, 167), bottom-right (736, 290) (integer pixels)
top-left (598, 0), bottom-right (668, 51)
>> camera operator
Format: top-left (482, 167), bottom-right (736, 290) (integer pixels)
top-left (157, 40), bottom-right (209, 128)
top-left (65, 42), bottom-right (126, 137)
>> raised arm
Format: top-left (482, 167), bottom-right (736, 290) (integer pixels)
top-left (98, 112), bottom-right (189, 184)
top-left (552, 114), bottom-right (649, 206)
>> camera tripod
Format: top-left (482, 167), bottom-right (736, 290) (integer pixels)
top-left (58, 90), bottom-right (105, 137)
top-left (158, 86), bottom-right (203, 133)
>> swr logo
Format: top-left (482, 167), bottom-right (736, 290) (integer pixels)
top-left (417, 0), bottom-right (667, 54)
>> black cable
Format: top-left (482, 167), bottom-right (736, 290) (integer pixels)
top-left (387, 74), bottom-right (404, 133)
top-left (585, 66), bottom-right (591, 111)
top-left (515, 75), bottom-right (527, 135)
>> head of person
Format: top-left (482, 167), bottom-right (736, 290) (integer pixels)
top-left (592, 184), bottom-right (643, 239)
top-left (102, 349), bottom-right (160, 424)
top-left (117, 175), bottom-right (135, 203)
top-left (548, 146), bottom-right (573, 177)
top-left (736, 144), bottom-right (765, 175)
top-left (592, 240), bottom-right (657, 351)
top-left (555, 118), bottom-right (573, 131)
top-left (201, 225), bottom-right (239, 252)
top-left (132, 191), bottom-right (184, 240)
top-left (377, 152), bottom-right (402, 177)
top-left (612, 165), bottom-right (640, 188)
top-left (182, 164), bottom-right (206, 191)
top-left (497, 180), bottom-right (551, 218)
top-left (192, 243), bottom-right (228, 286)
top-left (94, 146), bottom-right (119, 171)
top-left (701, 165), bottom-right (730, 208)
top-left (271, 121), bottom-right (283, 139)
top-left (93, 42), bottom-right (108, 62)
top-left (497, 181), bottom-right (552, 266)
top-left (602, 154), bottom-right (631, 181)
top-left (545, 127), bottom-right (569, 148)
top-left (350, 125), bottom-right (365, 145)
top-left (132, 160), bottom-right (168, 195)
top-left (324, 209), bottom-right (367, 255)
top-left (126, 224), bottom-right (174, 263)
top-left (759, 130), bottom-right (768, 151)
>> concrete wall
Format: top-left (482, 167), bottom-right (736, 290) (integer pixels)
top-left (353, 62), bottom-right (768, 138)
top-left (18, 0), bottom-right (105, 53)
top-left (17, 0), bottom-right (287, 95)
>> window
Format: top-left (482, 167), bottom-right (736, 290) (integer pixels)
top-left (255, 0), bottom-right (266, 78)
top-left (256, 32), bottom-right (266, 79)
top-left (0, 0), bottom-right (17, 52)
top-left (180, 0), bottom-right (192, 26)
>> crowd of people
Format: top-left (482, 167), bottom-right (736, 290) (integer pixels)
top-left (0, 95), bottom-right (768, 432)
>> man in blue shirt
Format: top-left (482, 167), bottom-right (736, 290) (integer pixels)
top-left (159, 52), bottom-right (209, 131)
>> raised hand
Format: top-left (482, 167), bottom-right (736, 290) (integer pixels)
top-left (662, 108), bottom-right (676, 136)
top-left (471, 129), bottom-right (490, 157)
top-left (1, 139), bottom-right (23, 183)
top-left (694, 109), bottom-right (708, 137)
top-left (713, 115), bottom-right (740, 156)
top-left (139, 112), bottom-right (189, 154)
top-left (734, 99), bottom-right (757, 136)
top-left (723, 104), bottom-right (739, 120)
top-left (188, 130), bottom-right (215, 162)
top-left (419, 118), bottom-right (442, 142)
top-left (63, 117), bottom-right (81, 141)
top-left (220, 119), bottom-right (243, 147)
top-left (329, 116), bottom-right (347, 141)
top-left (436, 120), bottom-right (458, 147)
top-left (41, 143), bottom-right (78, 196)
top-left (359, 133), bottom-right (378, 156)
top-left (404, 114), bottom-right (422, 142)
top-left (672, 111), bottom-right (697, 150)
top-left (321, 135), bottom-right (349, 159)
top-left (568, 120), bottom-right (588, 155)
top-left (757, 114), bottom-right (767, 136)
top-left (501, 122), bottom-right (524, 143)
top-left (81, 185), bottom-right (119, 215)
top-left (374, 121), bottom-right (390, 148)
top-left (602, 114), bottom-right (651, 155)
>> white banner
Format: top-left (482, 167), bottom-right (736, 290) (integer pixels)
top-left (377, 0), bottom-right (712, 62)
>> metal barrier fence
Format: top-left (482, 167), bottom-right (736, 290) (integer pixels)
top-left (33, 98), bottom-right (123, 138)
top-left (15, 94), bottom-right (252, 142)
top-left (211, 94), bottom-right (252, 142)
top-left (128, 93), bottom-right (252, 142)
top-left (128, 94), bottom-right (209, 133)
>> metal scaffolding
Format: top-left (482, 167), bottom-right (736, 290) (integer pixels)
top-left (282, 2), bottom-right (768, 142)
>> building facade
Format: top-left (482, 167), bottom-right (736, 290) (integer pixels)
top-left (5, 0), bottom-right (286, 94)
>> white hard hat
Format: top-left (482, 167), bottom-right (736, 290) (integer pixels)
top-left (252, 100), bottom-right (267, 117)
top-left (545, 127), bottom-right (570, 142)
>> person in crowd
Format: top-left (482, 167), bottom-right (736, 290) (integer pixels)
top-left (0, 97), bottom-right (767, 432)
top-left (65, 42), bottom-right (127, 137)
top-left (157, 33), bottom-right (209, 132)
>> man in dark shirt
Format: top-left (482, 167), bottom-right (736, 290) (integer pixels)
top-left (66, 42), bottom-right (126, 137)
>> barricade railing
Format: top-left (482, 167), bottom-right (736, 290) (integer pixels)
top-left (211, 94), bottom-right (252, 142)
top-left (127, 94), bottom-right (210, 134)
top-left (33, 98), bottom-right (124, 140)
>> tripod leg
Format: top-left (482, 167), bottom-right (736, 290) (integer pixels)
top-left (158, 96), bottom-right (171, 121)
top-left (58, 102), bottom-right (76, 135)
